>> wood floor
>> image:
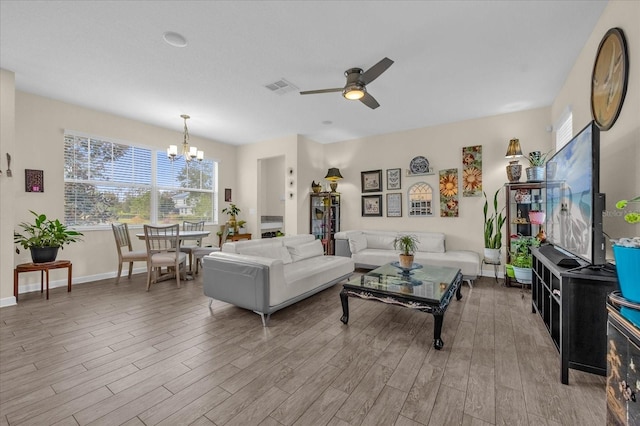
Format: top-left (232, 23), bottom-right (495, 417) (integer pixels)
top-left (1, 271), bottom-right (605, 425)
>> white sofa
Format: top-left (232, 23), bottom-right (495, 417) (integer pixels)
top-left (334, 230), bottom-right (480, 286)
top-left (202, 234), bottom-right (354, 326)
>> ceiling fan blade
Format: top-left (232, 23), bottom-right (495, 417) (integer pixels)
top-left (300, 88), bottom-right (342, 95)
top-left (360, 92), bottom-right (380, 109)
top-left (359, 57), bottom-right (394, 85)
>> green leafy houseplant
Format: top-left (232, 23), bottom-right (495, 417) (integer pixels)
top-left (527, 150), bottom-right (551, 167)
top-left (612, 195), bottom-right (640, 303)
top-left (222, 203), bottom-right (241, 233)
top-left (14, 211), bottom-right (83, 262)
top-left (483, 189), bottom-right (506, 250)
top-left (393, 234), bottom-right (419, 255)
top-left (612, 196), bottom-right (640, 248)
top-left (394, 234), bottom-right (419, 268)
top-left (510, 236), bottom-right (541, 268)
top-left (221, 203), bottom-right (241, 218)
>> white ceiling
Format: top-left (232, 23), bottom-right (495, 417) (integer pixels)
top-left (0, 0), bottom-right (607, 146)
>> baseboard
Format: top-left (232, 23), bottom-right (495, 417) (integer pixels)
top-left (0, 296), bottom-right (17, 307)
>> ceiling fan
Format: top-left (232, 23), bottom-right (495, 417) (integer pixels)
top-left (300, 57), bottom-right (394, 109)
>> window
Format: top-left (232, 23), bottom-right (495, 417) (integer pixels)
top-left (555, 107), bottom-right (573, 150)
top-left (64, 133), bottom-right (217, 227)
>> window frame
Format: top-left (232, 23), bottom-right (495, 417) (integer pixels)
top-left (64, 131), bottom-right (218, 230)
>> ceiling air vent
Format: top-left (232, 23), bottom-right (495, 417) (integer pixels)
top-left (264, 78), bottom-right (299, 95)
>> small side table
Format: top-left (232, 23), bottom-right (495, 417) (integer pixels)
top-left (221, 233), bottom-right (252, 246)
top-left (482, 258), bottom-right (501, 284)
top-left (14, 260), bottom-right (72, 301)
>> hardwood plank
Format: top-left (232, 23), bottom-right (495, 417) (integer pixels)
top-left (270, 363), bottom-right (342, 425)
top-left (359, 385), bottom-right (408, 426)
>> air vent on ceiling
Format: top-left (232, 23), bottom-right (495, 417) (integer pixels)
top-left (264, 78), bottom-right (299, 95)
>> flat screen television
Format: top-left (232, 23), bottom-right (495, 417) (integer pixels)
top-left (545, 121), bottom-right (606, 267)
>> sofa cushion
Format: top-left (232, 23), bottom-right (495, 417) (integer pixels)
top-left (276, 246), bottom-right (293, 264)
top-left (237, 240), bottom-right (283, 258)
top-left (287, 239), bottom-right (324, 262)
top-left (415, 233), bottom-right (446, 253)
top-left (349, 232), bottom-right (367, 254)
top-left (274, 255), bottom-right (353, 306)
top-left (365, 232), bottom-right (396, 250)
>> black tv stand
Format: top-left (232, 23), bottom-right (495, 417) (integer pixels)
top-left (538, 244), bottom-right (581, 268)
top-left (566, 263), bottom-right (613, 274)
top-left (531, 247), bottom-right (619, 384)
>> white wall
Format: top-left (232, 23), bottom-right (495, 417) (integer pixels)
top-left (2, 90), bottom-right (237, 304)
top-left (260, 155), bottom-right (285, 217)
top-left (236, 134), bottom-right (299, 236)
top-left (324, 107), bottom-right (552, 258)
top-left (0, 69), bottom-right (16, 305)
top-left (551, 0), bottom-right (639, 260)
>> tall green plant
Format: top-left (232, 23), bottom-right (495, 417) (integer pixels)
top-left (483, 189), bottom-right (506, 249)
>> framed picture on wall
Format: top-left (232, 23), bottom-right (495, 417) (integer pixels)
top-left (362, 194), bottom-right (383, 217)
top-left (386, 168), bottom-right (401, 190)
top-left (386, 193), bottom-right (402, 217)
top-left (361, 169), bottom-right (382, 193)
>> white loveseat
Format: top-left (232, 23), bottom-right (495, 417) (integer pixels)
top-left (334, 230), bottom-right (480, 286)
top-left (202, 235), bottom-right (354, 326)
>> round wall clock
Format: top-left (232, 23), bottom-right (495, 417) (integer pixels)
top-left (591, 27), bottom-right (629, 131)
top-left (409, 156), bottom-right (430, 174)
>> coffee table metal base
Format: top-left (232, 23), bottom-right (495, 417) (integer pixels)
top-left (340, 273), bottom-right (462, 350)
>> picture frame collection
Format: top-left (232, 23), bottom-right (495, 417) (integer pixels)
top-left (360, 168), bottom-right (402, 217)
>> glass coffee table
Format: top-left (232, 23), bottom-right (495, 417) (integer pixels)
top-left (340, 262), bottom-right (463, 350)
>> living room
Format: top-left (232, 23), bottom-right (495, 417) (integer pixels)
top-left (1, 1), bottom-right (637, 301)
top-left (0, 1), bottom-right (639, 424)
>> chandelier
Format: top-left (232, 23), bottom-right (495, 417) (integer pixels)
top-left (167, 114), bottom-right (203, 162)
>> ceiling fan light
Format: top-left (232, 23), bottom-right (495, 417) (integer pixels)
top-left (343, 85), bottom-right (365, 100)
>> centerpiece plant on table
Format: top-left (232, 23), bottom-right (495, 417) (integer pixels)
top-left (393, 234), bottom-right (419, 268)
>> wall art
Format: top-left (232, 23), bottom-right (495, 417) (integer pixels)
top-left (25, 169), bottom-right (44, 193)
top-left (386, 193), bottom-right (402, 217)
top-left (439, 168), bottom-right (459, 217)
top-left (362, 194), bottom-right (383, 217)
top-left (361, 169), bottom-right (382, 193)
top-left (462, 145), bottom-right (482, 197)
top-left (386, 168), bottom-right (401, 190)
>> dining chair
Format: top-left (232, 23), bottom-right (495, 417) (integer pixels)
top-left (180, 220), bottom-right (205, 272)
top-left (111, 223), bottom-right (148, 284)
top-left (143, 224), bottom-right (187, 291)
top-left (193, 224), bottom-right (229, 275)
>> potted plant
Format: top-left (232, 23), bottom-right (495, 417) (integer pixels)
top-left (14, 210), bottom-right (83, 263)
top-left (526, 150), bottom-right (550, 182)
top-left (221, 203), bottom-right (241, 233)
top-left (483, 189), bottom-right (506, 262)
top-left (612, 196), bottom-right (640, 302)
top-left (393, 234), bottom-right (419, 268)
top-left (237, 220), bottom-right (247, 233)
top-left (510, 235), bottom-right (540, 284)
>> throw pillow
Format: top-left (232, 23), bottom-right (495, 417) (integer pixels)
top-left (349, 233), bottom-right (367, 253)
top-left (287, 239), bottom-right (324, 262)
